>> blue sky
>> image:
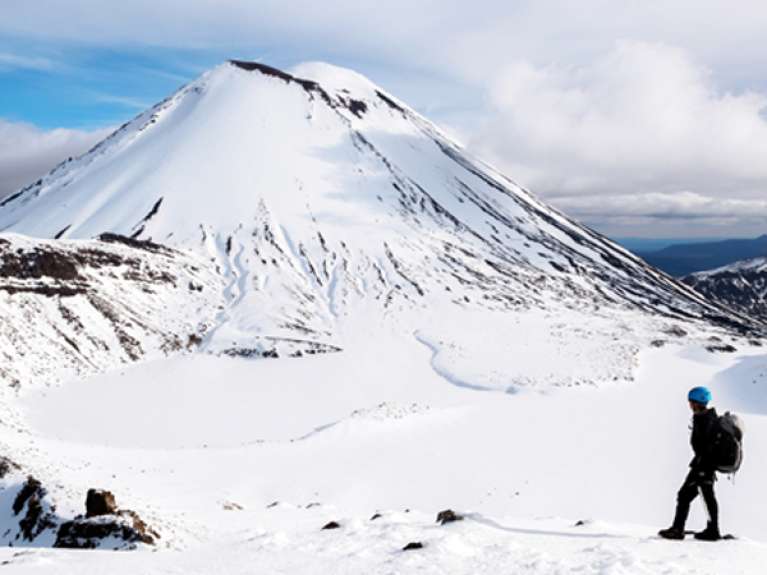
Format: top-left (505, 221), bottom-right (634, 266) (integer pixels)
top-left (0, 43), bottom-right (224, 129)
top-left (2, 1), bottom-right (767, 239)
top-left (0, 36), bottom-right (473, 131)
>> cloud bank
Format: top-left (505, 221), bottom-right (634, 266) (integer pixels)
top-left (0, 120), bottom-right (111, 200)
top-left (468, 41), bottom-right (767, 236)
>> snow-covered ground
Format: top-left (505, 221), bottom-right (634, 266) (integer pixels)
top-left (1, 319), bottom-right (766, 573)
top-left (3, 512), bottom-right (765, 574)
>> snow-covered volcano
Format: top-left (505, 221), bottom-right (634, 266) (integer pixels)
top-left (0, 61), bottom-right (757, 368)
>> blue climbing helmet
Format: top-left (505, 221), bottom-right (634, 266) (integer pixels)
top-left (688, 386), bottom-right (712, 405)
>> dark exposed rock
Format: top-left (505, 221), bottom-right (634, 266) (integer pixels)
top-left (141, 197), bottom-right (163, 225)
top-left (0, 284), bottom-right (85, 297)
top-left (0, 456), bottom-right (20, 478)
top-left (347, 99), bottom-right (367, 118)
top-left (230, 60), bottom-right (303, 82)
top-left (13, 477), bottom-right (43, 515)
top-left (321, 521), bottom-right (341, 530)
top-left (663, 325), bottom-right (688, 338)
top-left (0, 236), bottom-right (174, 301)
top-left (54, 489), bottom-right (159, 550)
top-left (402, 541), bottom-right (424, 551)
top-left (0, 189), bottom-right (26, 207)
top-left (222, 337), bottom-right (342, 360)
top-left (187, 333), bottom-right (203, 348)
top-left (650, 340), bottom-right (666, 348)
top-left (376, 90), bottom-right (406, 114)
top-left (0, 247), bottom-right (80, 281)
top-left (228, 60), bottom-right (334, 107)
top-left (706, 344), bottom-right (738, 353)
top-left (370, 513), bottom-right (383, 521)
top-left (55, 510), bottom-right (158, 550)
top-left (54, 225), bottom-right (71, 239)
top-left (85, 489), bottom-right (118, 518)
top-left (97, 232), bottom-right (172, 254)
top-left (436, 509), bottom-right (464, 525)
top-left (12, 476), bottom-right (58, 542)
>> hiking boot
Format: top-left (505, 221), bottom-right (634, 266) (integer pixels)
top-left (658, 527), bottom-right (685, 540)
top-left (694, 524), bottom-right (721, 541)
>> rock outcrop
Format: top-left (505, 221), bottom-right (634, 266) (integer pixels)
top-left (54, 489), bottom-right (159, 550)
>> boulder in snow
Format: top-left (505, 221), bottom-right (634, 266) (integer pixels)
top-left (321, 521), bottom-right (341, 530)
top-left (436, 509), bottom-right (464, 525)
top-left (85, 489), bottom-right (118, 517)
top-left (54, 489), bottom-right (159, 550)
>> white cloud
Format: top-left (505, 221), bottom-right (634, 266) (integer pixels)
top-left (0, 120), bottom-right (112, 199)
top-left (90, 92), bottom-right (151, 110)
top-left (467, 41), bottom-right (767, 235)
top-left (552, 191), bottom-right (767, 219)
top-left (0, 52), bottom-right (53, 71)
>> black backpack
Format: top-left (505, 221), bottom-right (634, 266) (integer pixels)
top-left (712, 412), bottom-right (744, 474)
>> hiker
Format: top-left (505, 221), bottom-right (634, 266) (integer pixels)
top-left (659, 386), bottom-right (722, 541)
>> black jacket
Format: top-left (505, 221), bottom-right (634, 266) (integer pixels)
top-left (690, 407), bottom-right (719, 471)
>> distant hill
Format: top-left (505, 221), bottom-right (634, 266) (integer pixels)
top-left (683, 257), bottom-right (767, 323)
top-left (638, 235), bottom-right (767, 277)
top-left (615, 237), bottom-right (719, 253)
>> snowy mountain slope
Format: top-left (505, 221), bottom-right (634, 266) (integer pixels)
top-left (0, 60), bottom-right (758, 358)
top-left (0, 233), bottom-right (224, 391)
top-left (684, 257), bottom-right (767, 322)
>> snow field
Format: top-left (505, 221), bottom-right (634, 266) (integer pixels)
top-left (2, 323), bottom-right (765, 573)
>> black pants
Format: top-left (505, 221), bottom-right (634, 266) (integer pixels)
top-left (673, 468), bottom-right (718, 530)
